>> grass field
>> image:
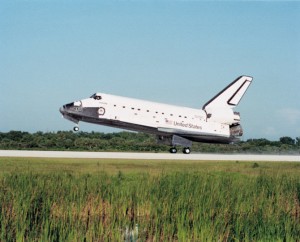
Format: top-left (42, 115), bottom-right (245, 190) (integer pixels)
top-left (0, 157), bottom-right (300, 241)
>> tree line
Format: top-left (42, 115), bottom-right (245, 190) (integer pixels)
top-left (0, 131), bottom-right (299, 154)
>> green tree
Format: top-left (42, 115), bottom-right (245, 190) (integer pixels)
top-left (279, 136), bottom-right (295, 145)
top-left (296, 137), bottom-right (300, 146)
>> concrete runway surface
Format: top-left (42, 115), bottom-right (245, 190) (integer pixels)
top-left (0, 150), bottom-right (299, 162)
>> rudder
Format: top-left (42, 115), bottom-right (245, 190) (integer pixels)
top-left (203, 75), bottom-right (253, 110)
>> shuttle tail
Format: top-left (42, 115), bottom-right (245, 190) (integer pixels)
top-left (203, 75), bottom-right (253, 125)
top-left (203, 75), bottom-right (253, 110)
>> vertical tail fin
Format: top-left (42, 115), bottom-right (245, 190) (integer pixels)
top-left (203, 75), bottom-right (253, 110)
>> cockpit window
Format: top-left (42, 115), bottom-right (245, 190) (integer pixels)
top-left (90, 94), bottom-right (102, 100)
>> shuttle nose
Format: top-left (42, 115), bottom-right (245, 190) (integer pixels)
top-left (59, 102), bottom-right (73, 115)
top-left (59, 106), bottom-right (66, 115)
top-left (59, 102), bottom-right (80, 124)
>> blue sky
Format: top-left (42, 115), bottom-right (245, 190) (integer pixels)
top-left (1, 1), bottom-right (299, 140)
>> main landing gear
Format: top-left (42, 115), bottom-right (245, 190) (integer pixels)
top-left (157, 135), bottom-right (192, 154)
top-left (73, 126), bottom-right (80, 132)
top-left (169, 147), bottom-right (191, 154)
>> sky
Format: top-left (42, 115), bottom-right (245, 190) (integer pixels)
top-left (1, 0), bottom-right (299, 140)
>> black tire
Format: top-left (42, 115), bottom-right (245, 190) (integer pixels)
top-left (183, 147), bottom-right (191, 154)
top-left (169, 147), bottom-right (177, 154)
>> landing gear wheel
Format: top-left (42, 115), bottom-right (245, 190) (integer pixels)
top-left (169, 147), bottom-right (177, 154)
top-left (73, 126), bottom-right (79, 132)
top-left (183, 147), bottom-right (191, 154)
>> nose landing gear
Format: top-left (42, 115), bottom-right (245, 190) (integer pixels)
top-left (73, 126), bottom-right (80, 132)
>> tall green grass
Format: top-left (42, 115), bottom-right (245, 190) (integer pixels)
top-left (1, 170), bottom-right (299, 241)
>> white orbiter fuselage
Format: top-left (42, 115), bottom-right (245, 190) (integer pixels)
top-left (60, 75), bottom-right (253, 154)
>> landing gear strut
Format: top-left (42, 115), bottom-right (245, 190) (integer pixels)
top-left (73, 126), bottom-right (79, 132)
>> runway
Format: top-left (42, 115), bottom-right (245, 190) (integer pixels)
top-left (0, 150), bottom-right (299, 162)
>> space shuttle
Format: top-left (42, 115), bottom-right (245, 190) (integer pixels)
top-left (59, 75), bottom-right (253, 154)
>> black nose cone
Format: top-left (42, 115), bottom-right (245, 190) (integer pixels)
top-left (59, 102), bottom-right (74, 115)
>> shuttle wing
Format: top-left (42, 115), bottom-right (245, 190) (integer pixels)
top-left (157, 127), bottom-right (235, 144)
top-left (158, 127), bottom-right (227, 137)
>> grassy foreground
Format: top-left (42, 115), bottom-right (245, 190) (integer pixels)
top-left (0, 158), bottom-right (300, 241)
